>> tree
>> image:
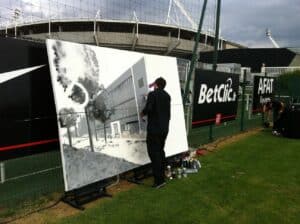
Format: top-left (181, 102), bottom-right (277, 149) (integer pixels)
top-left (59, 108), bottom-right (78, 147)
top-left (90, 92), bottom-right (114, 143)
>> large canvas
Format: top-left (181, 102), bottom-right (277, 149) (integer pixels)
top-left (46, 39), bottom-right (188, 191)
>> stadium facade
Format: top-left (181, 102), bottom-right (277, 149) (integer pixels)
top-left (0, 0), bottom-right (244, 59)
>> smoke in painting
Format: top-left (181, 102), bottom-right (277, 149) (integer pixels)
top-left (46, 39), bottom-right (188, 191)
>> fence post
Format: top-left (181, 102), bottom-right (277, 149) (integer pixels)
top-left (183, 0), bottom-right (208, 104)
top-left (208, 0), bottom-right (222, 142)
top-left (240, 69), bottom-right (246, 131)
top-left (0, 162), bottom-right (5, 184)
top-left (209, 125), bottom-right (213, 142)
top-left (262, 71), bottom-right (268, 125)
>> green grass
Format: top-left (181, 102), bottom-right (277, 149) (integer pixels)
top-left (0, 192), bottom-right (62, 221)
top-left (55, 131), bottom-right (300, 224)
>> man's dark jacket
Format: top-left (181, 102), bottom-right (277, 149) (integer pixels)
top-left (142, 89), bottom-right (171, 134)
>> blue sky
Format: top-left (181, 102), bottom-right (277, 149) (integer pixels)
top-left (0, 0), bottom-right (299, 48)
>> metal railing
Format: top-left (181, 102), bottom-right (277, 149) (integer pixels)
top-left (263, 66), bottom-right (300, 77)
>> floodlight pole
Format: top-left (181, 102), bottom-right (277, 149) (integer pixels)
top-left (183, 0), bottom-right (207, 105)
top-left (240, 69), bottom-right (247, 131)
top-left (212, 0), bottom-right (221, 71)
top-left (209, 0), bottom-right (222, 141)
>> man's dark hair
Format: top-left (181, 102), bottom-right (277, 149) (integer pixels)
top-left (155, 77), bottom-right (166, 89)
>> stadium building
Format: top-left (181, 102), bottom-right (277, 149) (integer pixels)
top-left (0, 0), bottom-right (243, 58)
top-left (0, 0), bottom-right (246, 100)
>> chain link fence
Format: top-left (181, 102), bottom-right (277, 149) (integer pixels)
top-left (0, 151), bottom-right (63, 219)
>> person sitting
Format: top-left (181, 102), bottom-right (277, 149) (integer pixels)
top-left (271, 99), bottom-right (285, 135)
top-left (263, 100), bottom-right (272, 128)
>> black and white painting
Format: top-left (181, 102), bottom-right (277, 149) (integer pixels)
top-left (46, 39), bottom-right (188, 191)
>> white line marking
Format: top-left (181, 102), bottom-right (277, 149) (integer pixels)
top-left (0, 65), bottom-right (46, 84)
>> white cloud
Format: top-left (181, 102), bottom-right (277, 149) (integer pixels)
top-left (221, 0), bottom-right (300, 47)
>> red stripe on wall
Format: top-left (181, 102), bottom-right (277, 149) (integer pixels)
top-left (221, 115), bottom-right (237, 119)
top-left (192, 114), bottom-right (236, 125)
top-left (192, 118), bottom-right (215, 125)
top-left (0, 139), bottom-right (59, 152)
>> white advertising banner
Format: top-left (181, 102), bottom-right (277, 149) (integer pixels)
top-left (46, 39), bottom-right (188, 191)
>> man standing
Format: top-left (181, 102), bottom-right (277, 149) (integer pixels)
top-left (141, 77), bottom-right (171, 188)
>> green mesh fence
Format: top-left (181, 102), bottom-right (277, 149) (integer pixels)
top-left (188, 100), bottom-right (263, 148)
top-left (0, 0), bottom-right (265, 218)
top-left (0, 87), bottom-right (263, 219)
top-left (0, 151), bottom-right (64, 217)
top-left (0, 67), bottom-right (264, 216)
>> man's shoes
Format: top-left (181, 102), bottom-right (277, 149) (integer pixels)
top-left (152, 182), bottom-right (166, 189)
top-left (272, 130), bottom-right (281, 136)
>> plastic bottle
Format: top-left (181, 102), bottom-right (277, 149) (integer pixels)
top-left (177, 168), bottom-right (182, 179)
top-left (183, 167), bottom-right (187, 178)
top-left (166, 165), bottom-right (172, 180)
top-left (172, 169), bottom-right (177, 179)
